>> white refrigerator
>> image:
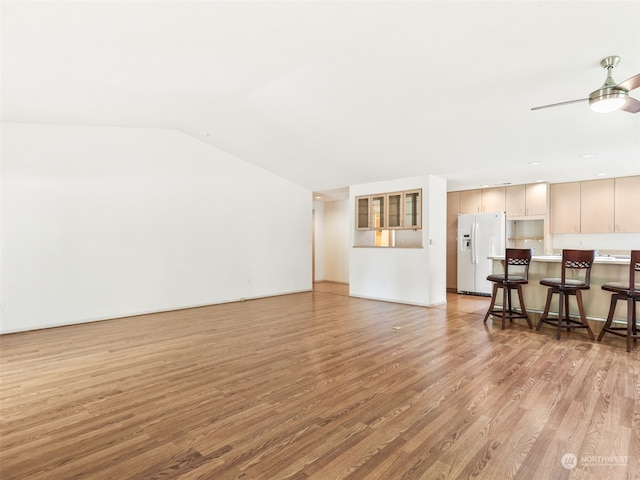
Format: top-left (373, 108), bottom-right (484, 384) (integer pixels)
top-left (457, 212), bottom-right (506, 296)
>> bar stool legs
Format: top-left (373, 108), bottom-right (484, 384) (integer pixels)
top-left (537, 288), bottom-right (595, 340)
top-left (536, 249), bottom-right (597, 341)
top-left (483, 248), bottom-right (533, 330)
top-left (597, 293), bottom-right (638, 352)
top-left (483, 283), bottom-right (531, 329)
top-left (598, 250), bottom-right (640, 352)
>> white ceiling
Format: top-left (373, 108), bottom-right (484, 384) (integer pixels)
top-left (2, 1), bottom-right (639, 200)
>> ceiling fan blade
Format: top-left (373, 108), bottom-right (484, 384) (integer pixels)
top-left (531, 98), bottom-right (588, 111)
top-left (617, 73), bottom-right (640, 92)
top-left (621, 96), bottom-right (640, 113)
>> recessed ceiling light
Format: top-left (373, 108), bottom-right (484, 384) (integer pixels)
top-left (580, 153), bottom-right (596, 158)
top-left (480, 184), bottom-right (490, 188)
top-left (596, 173), bottom-right (607, 177)
top-left (528, 161), bottom-right (542, 166)
top-left (535, 179), bottom-right (545, 183)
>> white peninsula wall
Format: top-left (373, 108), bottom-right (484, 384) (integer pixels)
top-left (349, 175), bottom-right (447, 306)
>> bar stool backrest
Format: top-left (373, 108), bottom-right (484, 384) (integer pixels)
top-left (561, 249), bottom-right (597, 287)
top-left (630, 250), bottom-right (640, 296)
top-left (505, 248), bottom-right (533, 281)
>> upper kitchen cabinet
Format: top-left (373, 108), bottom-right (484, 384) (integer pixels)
top-left (614, 176), bottom-right (640, 232)
top-left (550, 182), bottom-right (581, 233)
top-left (355, 189), bottom-right (422, 232)
top-left (580, 179), bottom-right (615, 233)
top-left (371, 194), bottom-right (386, 229)
top-left (356, 194), bottom-right (388, 230)
top-left (460, 187), bottom-right (505, 214)
top-left (387, 192), bottom-right (403, 229)
top-left (550, 176), bottom-right (639, 234)
top-left (505, 185), bottom-right (526, 217)
top-left (403, 190), bottom-right (422, 229)
top-left (482, 187), bottom-right (506, 213)
top-left (505, 183), bottom-right (548, 217)
top-left (526, 183), bottom-right (548, 216)
top-left (356, 196), bottom-right (371, 230)
top-left (459, 189), bottom-right (482, 214)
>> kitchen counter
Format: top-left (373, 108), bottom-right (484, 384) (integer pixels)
top-left (488, 255), bottom-right (631, 329)
top-left (522, 255), bottom-right (631, 265)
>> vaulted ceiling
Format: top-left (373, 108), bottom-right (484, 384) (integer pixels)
top-left (2, 1), bottom-right (639, 199)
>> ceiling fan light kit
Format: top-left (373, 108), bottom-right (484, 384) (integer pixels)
top-left (532, 55), bottom-right (640, 114)
top-left (589, 89), bottom-right (628, 113)
top-left (589, 56), bottom-right (628, 113)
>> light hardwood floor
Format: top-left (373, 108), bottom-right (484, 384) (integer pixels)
top-left (1, 285), bottom-right (638, 479)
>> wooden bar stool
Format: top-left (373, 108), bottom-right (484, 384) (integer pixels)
top-left (483, 248), bottom-right (533, 329)
top-left (536, 249), bottom-right (596, 340)
top-left (597, 250), bottom-right (640, 352)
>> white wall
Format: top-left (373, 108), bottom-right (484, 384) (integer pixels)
top-left (0, 123), bottom-right (312, 333)
top-left (312, 199), bottom-right (349, 283)
top-left (322, 199), bottom-right (349, 283)
top-left (313, 202), bottom-right (325, 282)
top-left (552, 233), bottom-right (640, 254)
top-left (349, 175), bottom-right (446, 306)
top-left (426, 175), bottom-right (447, 305)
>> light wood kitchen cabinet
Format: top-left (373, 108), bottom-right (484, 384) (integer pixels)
top-left (371, 194), bottom-right (386, 229)
top-left (525, 183), bottom-right (548, 216)
top-left (459, 189), bottom-right (482, 213)
top-left (355, 194), bottom-right (387, 230)
top-left (505, 185), bottom-right (526, 217)
top-left (614, 175), bottom-right (640, 232)
top-left (446, 234), bottom-right (458, 291)
top-left (356, 189), bottom-right (422, 231)
top-left (460, 187), bottom-right (505, 213)
top-left (403, 190), bottom-right (422, 229)
top-left (550, 176), bottom-right (639, 234)
top-left (580, 179), bottom-right (615, 233)
top-left (446, 192), bottom-right (460, 291)
top-left (447, 191), bottom-right (460, 233)
top-left (506, 183), bottom-right (548, 217)
top-left (550, 182), bottom-right (581, 233)
top-left (482, 187), bottom-right (506, 213)
top-left (388, 192), bottom-right (402, 229)
top-left (356, 196), bottom-right (370, 230)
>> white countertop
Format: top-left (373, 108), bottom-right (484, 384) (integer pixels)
top-left (489, 255), bottom-right (631, 265)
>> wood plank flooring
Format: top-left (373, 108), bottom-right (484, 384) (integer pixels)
top-left (1, 285), bottom-right (639, 479)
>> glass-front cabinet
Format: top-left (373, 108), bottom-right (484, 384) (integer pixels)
top-left (371, 195), bottom-right (386, 229)
top-left (355, 189), bottom-right (422, 231)
top-left (356, 196), bottom-right (370, 230)
top-left (387, 193), bottom-right (402, 228)
top-left (404, 190), bottom-right (421, 229)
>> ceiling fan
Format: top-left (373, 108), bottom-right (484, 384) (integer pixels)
top-left (532, 56), bottom-right (640, 114)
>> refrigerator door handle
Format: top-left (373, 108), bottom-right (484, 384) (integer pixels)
top-left (471, 221), bottom-right (477, 264)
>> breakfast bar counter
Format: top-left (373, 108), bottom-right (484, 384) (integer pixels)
top-left (488, 255), bottom-right (631, 329)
